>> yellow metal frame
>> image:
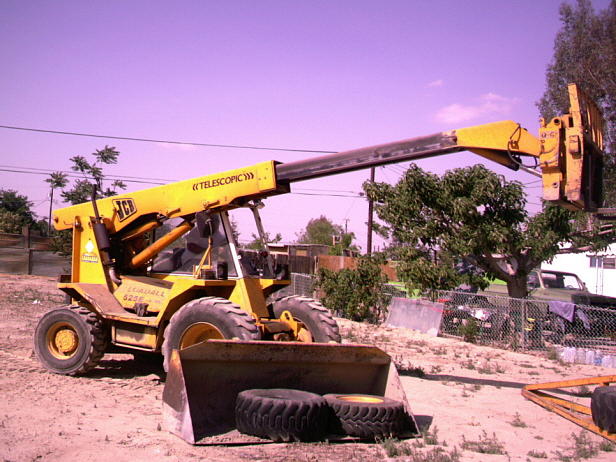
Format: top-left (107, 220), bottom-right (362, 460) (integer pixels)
top-left (522, 375), bottom-right (616, 442)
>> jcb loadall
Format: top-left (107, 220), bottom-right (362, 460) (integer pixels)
top-left (34, 84), bottom-right (605, 443)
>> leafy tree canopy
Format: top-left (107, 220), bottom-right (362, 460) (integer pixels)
top-left (45, 171), bottom-right (69, 189)
top-left (538, 0), bottom-right (616, 205)
top-left (245, 231), bottom-right (282, 250)
top-left (364, 164), bottom-right (607, 298)
top-left (315, 256), bottom-right (389, 323)
top-left (296, 215), bottom-right (341, 246)
top-left (49, 146), bottom-right (126, 254)
top-left (0, 189), bottom-right (35, 222)
top-left (296, 215), bottom-right (358, 255)
top-left (0, 189), bottom-right (39, 233)
top-left (61, 145), bottom-right (126, 205)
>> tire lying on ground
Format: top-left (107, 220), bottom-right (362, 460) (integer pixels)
top-left (591, 386), bottom-right (616, 433)
top-left (235, 388), bottom-right (328, 442)
top-left (324, 394), bottom-right (407, 439)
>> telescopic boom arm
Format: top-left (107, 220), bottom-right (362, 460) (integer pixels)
top-left (278, 84), bottom-right (604, 212)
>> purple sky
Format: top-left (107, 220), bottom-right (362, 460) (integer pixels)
top-left (1, 0), bottom-right (611, 251)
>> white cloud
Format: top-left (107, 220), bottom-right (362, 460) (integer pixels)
top-left (435, 93), bottom-right (518, 124)
top-left (427, 79), bottom-right (444, 88)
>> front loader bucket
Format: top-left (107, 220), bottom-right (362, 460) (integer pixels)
top-left (162, 340), bottom-right (417, 444)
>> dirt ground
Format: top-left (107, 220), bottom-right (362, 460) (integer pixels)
top-left (1, 273), bottom-right (615, 462)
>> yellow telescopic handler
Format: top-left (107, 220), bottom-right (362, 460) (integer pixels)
top-left (34, 84), bottom-right (606, 443)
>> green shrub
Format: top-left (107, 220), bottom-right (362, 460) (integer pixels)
top-left (458, 318), bottom-right (479, 343)
top-left (315, 256), bottom-right (389, 323)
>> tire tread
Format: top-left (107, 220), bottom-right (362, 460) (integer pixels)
top-left (235, 388), bottom-right (327, 442)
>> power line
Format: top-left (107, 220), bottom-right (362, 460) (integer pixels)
top-left (0, 165), bottom-right (365, 196)
top-left (0, 167), bottom-right (166, 185)
top-left (290, 192), bottom-right (364, 198)
top-left (0, 124), bottom-right (336, 154)
top-left (0, 164), bottom-right (175, 183)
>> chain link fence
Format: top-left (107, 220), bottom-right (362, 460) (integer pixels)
top-left (437, 290), bottom-right (616, 366)
top-left (277, 276), bottom-right (616, 366)
top-left (272, 273), bottom-right (316, 299)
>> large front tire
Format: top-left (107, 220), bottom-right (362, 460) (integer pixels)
top-left (34, 306), bottom-right (108, 375)
top-left (162, 297), bottom-right (260, 372)
top-left (271, 296), bottom-right (341, 343)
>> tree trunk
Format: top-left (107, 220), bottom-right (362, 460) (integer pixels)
top-left (507, 277), bottom-right (528, 299)
top-left (48, 187), bottom-right (54, 235)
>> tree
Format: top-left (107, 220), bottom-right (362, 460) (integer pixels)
top-left (296, 215), bottom-right (358, 255)
top-left (315, 256), bottom-right (389, 323)
top-left (45, 171), bottom-right (68, 233)
top-left (364, 164), bottom-right (604, 298)
top-left (296, 215), bottom-right (341, 246)
top-left (49, 146), bottom-right (126, 255)
top-left (245, 231), bottom-right (282, 250)
top-left (538, 0), bottom-right (616, 205)
top-left (61, 146), bottom-right (126, 204)
top-left (329, 231), bottom-right (359, 256)
top-left (0, 189), bottom-right (37, 234)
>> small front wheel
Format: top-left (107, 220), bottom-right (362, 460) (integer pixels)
top-left (34, 306), bottom-right (108, 375)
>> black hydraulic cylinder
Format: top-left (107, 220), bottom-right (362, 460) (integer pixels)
top-left (275, 132), bottom-right (460, 184)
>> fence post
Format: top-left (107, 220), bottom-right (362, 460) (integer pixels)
top-left (522, 300), bottom-right (527, 351)
top-left (27, 248), bottom-right (33, 275)
top-left (22, 226), bottom-right (33, 275)
top-left (22, 225), bottom-right (31, 248)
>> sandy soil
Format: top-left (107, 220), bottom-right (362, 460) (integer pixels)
top-left (1, 273), bottom-right (615, 462)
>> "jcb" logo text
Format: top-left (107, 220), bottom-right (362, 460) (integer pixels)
top-left (113, 198), bottom-right (137, 222)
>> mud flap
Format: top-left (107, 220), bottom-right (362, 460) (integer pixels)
top-left (162, 340), bottom-right (417, 444)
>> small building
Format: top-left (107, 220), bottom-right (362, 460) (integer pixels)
top-left (267, 243), bottom-right (330, 258)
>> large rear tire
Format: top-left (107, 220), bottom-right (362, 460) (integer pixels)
top-left (162, 297), bottom-right (260, 372)
top-left (235, 388), bottom-right (328, 442)
top-left (271, 296), bottom-right (341, 343)
top-left (34, 306), bottom-right (108, 375)
top-left (324, 393), bottom-right (407, 439)
top-left (591, 386), bottom-right (616, 433)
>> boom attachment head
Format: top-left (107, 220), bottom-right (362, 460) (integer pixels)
top-left (539, 83), bottom-right (604, 212)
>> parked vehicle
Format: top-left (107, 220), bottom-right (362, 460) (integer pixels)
top-left (482, 269), bottom-right (616, 341)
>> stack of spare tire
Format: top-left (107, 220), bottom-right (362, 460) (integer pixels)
top-left (235, 388), bottom-right (410, 442)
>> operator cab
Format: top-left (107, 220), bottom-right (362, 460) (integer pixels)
top-left (150, 211), bottom-right (238, 278)
top-left (150, 204), bottom-right (287, 280)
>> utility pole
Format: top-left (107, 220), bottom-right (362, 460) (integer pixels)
top-left (47, 187), bottom-right (54, 235)
top-left (366, 167), bottom-right (375, 256)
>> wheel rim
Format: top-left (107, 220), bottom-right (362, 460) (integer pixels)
top-left (180, 322), bottom-right (224, 349)
top-left (292, 316), bottom-right (313, 342)
top-left (46, 321), bottom-right (79, 359)
top-left (336, 395), bottom-right (384, 403)
top-left (296, 323), bottom-right (313, 343)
